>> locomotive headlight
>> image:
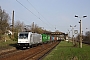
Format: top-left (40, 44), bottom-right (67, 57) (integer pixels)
top-left (17, 44), bottom-right (20, 46)
top-left (25, 44), bottom-right (28, 45)
top-left (18, 44), bottom-right (20, 45)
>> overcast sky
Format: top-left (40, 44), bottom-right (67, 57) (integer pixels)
top-left (0, 0), bottom-right (90, 36)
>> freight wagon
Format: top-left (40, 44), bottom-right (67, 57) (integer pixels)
top-left (42, 34), bottom-right (50, 43)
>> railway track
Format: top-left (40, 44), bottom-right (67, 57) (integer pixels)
top-left (0, 50), bottom-right (22, 58)
top-left (0, 41), bottom-right (60, 60)
top-left (37, 41), bottom-right (60, 60)
top-left (25, 41), bottom-right (60, 60)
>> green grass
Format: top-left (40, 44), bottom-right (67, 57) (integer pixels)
top-left (0, 40), bottom-right (17, 50)
top-left (43, 41), bottom-right (90, 60)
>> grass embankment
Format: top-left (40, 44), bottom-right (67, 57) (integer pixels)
top-left (0, 40), bottom-right (17, 50)
top-left (43, 41), bottom-right (90, 60)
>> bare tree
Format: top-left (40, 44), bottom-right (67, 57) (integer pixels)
top-left (0, 6), bottom-right (10, 40)
top-left (30, 22), bottom-right (47, 34)
top-left (14, 20), bottom-right (25, 32)
top-left (0, 7), bottom-right (10, 34)
top-left (84, 31), bottom-right (90, 42)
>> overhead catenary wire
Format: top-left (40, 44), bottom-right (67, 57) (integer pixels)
top-left (27, 0), bottom-right (54, 29)
top-left (16, 0), bottom-right (54, 30)
top-left (27, 0), bottom-right (39, 14)
top-left (16, 0), bottom-right (38, 19)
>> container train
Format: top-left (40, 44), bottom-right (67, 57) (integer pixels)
top-left (17, 32), bottom-right (61, 49)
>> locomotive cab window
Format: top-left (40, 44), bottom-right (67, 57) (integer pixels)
top-left (19, 33), bottom-right (28, 39)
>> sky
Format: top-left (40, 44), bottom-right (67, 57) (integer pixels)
top-left (0, 0), bottom-right (90, 36)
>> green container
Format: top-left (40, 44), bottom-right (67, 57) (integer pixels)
top-left (47, 35), bottom-right (50, 41)
top-left (42, 34), bottom-right (48, 43)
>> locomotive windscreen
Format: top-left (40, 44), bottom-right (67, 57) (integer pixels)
top-left (19, 33), bottom-right (28, 39)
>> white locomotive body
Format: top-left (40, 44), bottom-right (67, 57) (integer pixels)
top-left (17, 32), bottom-right (42, 48)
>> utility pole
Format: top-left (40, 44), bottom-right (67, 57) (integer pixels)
top-left (12, 10), bottom-right (14, 39)
top-left (70, 25), bottom-right (76, 45)
top-left (68, 30), bottom-right (70, 42)
top-left (32, 22), bottom-right (34, 33)
top-left (79, 20), bottom-right (82, 48)
top-left (0, 10), bottom-right (2, 21)
top-left (75, 15), bottom-right (87, 48)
